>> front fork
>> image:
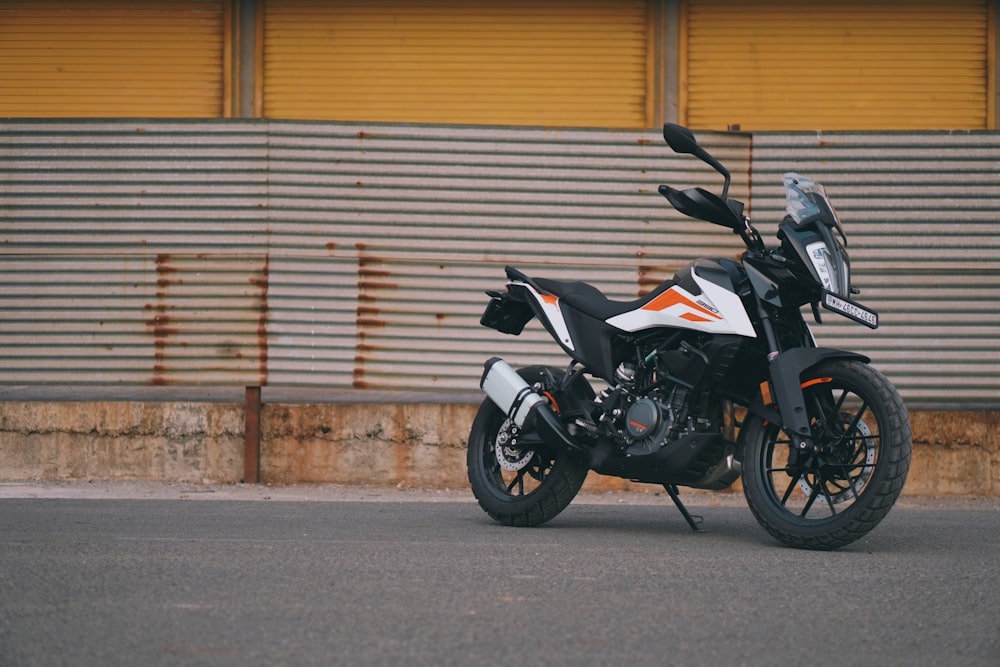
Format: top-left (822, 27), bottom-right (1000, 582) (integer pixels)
top-left (754, 304), bottom-right (868, 454)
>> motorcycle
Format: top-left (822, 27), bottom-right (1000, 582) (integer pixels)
top-left (468, 123), bottom-right (912, 550)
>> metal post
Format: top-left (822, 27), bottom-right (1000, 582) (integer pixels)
top-left (244, 385), bottom-right (261, 483)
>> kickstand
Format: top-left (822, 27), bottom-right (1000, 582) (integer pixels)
top-left (664, 485), bottom-right (704, 532)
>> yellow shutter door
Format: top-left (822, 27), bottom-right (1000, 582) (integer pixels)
top-left (684, 0), bottom-right (990, 130)
top-left (0, 0), bottom-right (224, 118)
top-left (263, 0), bottom-right (651, 129)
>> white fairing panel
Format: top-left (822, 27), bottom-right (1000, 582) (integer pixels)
top-left (519, 283), bottom-right (575, 351)
top-left (606, 273), bottom-right (756, 337)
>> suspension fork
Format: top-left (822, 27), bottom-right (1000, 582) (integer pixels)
top-left (753, 301), bottom-right (868, 453)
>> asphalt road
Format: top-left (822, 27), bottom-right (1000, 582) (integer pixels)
top-left (1, 487), bottom-right (998, 667)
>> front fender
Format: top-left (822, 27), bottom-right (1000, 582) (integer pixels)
top-left (750, 348), bottom-right (870, 444)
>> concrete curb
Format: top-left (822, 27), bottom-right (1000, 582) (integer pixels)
top-left (3, 480), bottom-right (999, 511)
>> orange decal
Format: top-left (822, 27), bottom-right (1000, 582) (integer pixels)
top-left (643, 289), bottom-right (720, 320)
top-left (801, 377), bottom-right (833, 389)
top-left (541, 294), bottom-right (558, 305)
top-left (643, 290), bottom-right (685, 311)
top-left (680, 312), bottom-right (714, 323)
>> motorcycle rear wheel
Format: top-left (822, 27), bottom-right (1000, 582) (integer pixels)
top-left (741, 360), bottom-right (911, 550)
top-left (467, 367), bottom-right (589, 527)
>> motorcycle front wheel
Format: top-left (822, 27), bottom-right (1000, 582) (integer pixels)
top-left (467, 366), bottom-right (589, 527)
top-left (741, 359), bottom-right (911, 550)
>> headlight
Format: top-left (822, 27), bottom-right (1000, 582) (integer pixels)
top-left (806, 241), bottom-right (849, 296)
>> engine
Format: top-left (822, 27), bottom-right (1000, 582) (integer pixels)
top-left (577, 351), bottom-right (738, 490)
top-left (597, 362), bottom-right (700, 456)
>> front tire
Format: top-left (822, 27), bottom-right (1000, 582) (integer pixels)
top-left (467, 367), bottom-right (589, 527)
top-left (742, 360), bottom-right (911, 550)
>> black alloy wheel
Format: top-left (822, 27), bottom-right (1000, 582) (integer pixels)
top-left (742, 360), bottom-right (911, 550)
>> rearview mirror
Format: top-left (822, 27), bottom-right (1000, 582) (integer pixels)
top-left (663, 123), bottom-right (700, 155)
top-left (661, 123), bottom-right (733, 201)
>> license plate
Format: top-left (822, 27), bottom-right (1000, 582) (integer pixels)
top-left (480, 295), bottom-right (534, 335)
top-left (822, 292), bottom-right (878, 329)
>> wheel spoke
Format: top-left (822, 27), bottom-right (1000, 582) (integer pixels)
top-left (800, 480), bottom-right (821, 517)
top-left (505, 473), bottom-right (517, 493)
top-left (841, 401), bottom-right (869, 448)
top-left (780, 469), bottom-right (802, 505)
top-left (506, 470), bottom-right (526, 495)
top-left (832, 388), bottom-right (849, 417)
top-left (528, 457), bottom-right (551, 482)
top-left (819, 481), bottom-right (838, 516)
top-left (807, 387), bottom-right (846, 437)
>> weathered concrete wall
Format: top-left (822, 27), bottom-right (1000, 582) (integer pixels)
top-left (908, 411), bottom-right (1000, 497)
top-left (1, 401), bottom-right (997, 497)
top-left (260, 403), bottom-right (476, 489)
top-left (0, 401), bottom-right (245, 483)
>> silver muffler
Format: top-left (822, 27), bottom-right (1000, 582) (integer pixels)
top-left (479, 357), bottom-right (547, 428)
top-left (479, 357), bottom-right (584, 452)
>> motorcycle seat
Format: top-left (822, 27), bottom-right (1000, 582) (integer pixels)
top-left (506, 266), bottom-right (675, 321)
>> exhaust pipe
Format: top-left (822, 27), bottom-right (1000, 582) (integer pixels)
top-left (480, 357), bottom-right (546, 429)
top-left (479, 357), bottom-right (584, 453)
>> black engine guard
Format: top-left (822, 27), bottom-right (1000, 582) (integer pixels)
top-left (589, 432), bottom-right (732, 486)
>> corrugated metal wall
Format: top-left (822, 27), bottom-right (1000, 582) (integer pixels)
top-left (0, 121), bottom-right (269, 386)
top-left (262, 0), bottom-right (652, 128)
top-left (260, 122), bottom-right (749, 390)
top-left (751, 132), bottom-right (1000, 409)
top-left (1, 120), bottom-right (996, 409)
top-left (0, 0), bottom-right (225, 118)
top-left (0, 120), bottom-right (747, 395)
top-left (684, 0), bottom-right (991, 130)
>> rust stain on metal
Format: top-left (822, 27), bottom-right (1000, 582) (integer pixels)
top-left (358, 265), bottom-right (390, 274)
top-left (148, 312), bottom-right (179, 339)
top-left (356, 304), bottom-right (383, 320)
top-left (354, 246), bottom-right (396, 389)
top-left (143, 253), bottom-right (270, 386)
top-left (356, 303), bottom-right (387, 330)
top-left (250, 254), bottom-right (270, 386)
top-left (637, 265), bottom-right (673, 297)
top-left (637, 265), bottom-right (660, 297)
top-left (357, 279), bottom-right (397, 291)
top-left (155, 253), bottom-right (180, 291)
top-left (358, 264), bottom-right (394, 282)
top-left (146, 254), bottom-right (177, 386)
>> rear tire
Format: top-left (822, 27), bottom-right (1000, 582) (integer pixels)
top-left (467, 366), bottom-right (589, 527)
top-left (742, 360), bottom-right (911, 550)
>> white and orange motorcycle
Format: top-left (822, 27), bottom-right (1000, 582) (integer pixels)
top-left (469, 123), bottom-right (911, 550)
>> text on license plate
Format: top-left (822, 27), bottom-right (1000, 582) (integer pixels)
top-left (822, 292), bottom-right (878, 329)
